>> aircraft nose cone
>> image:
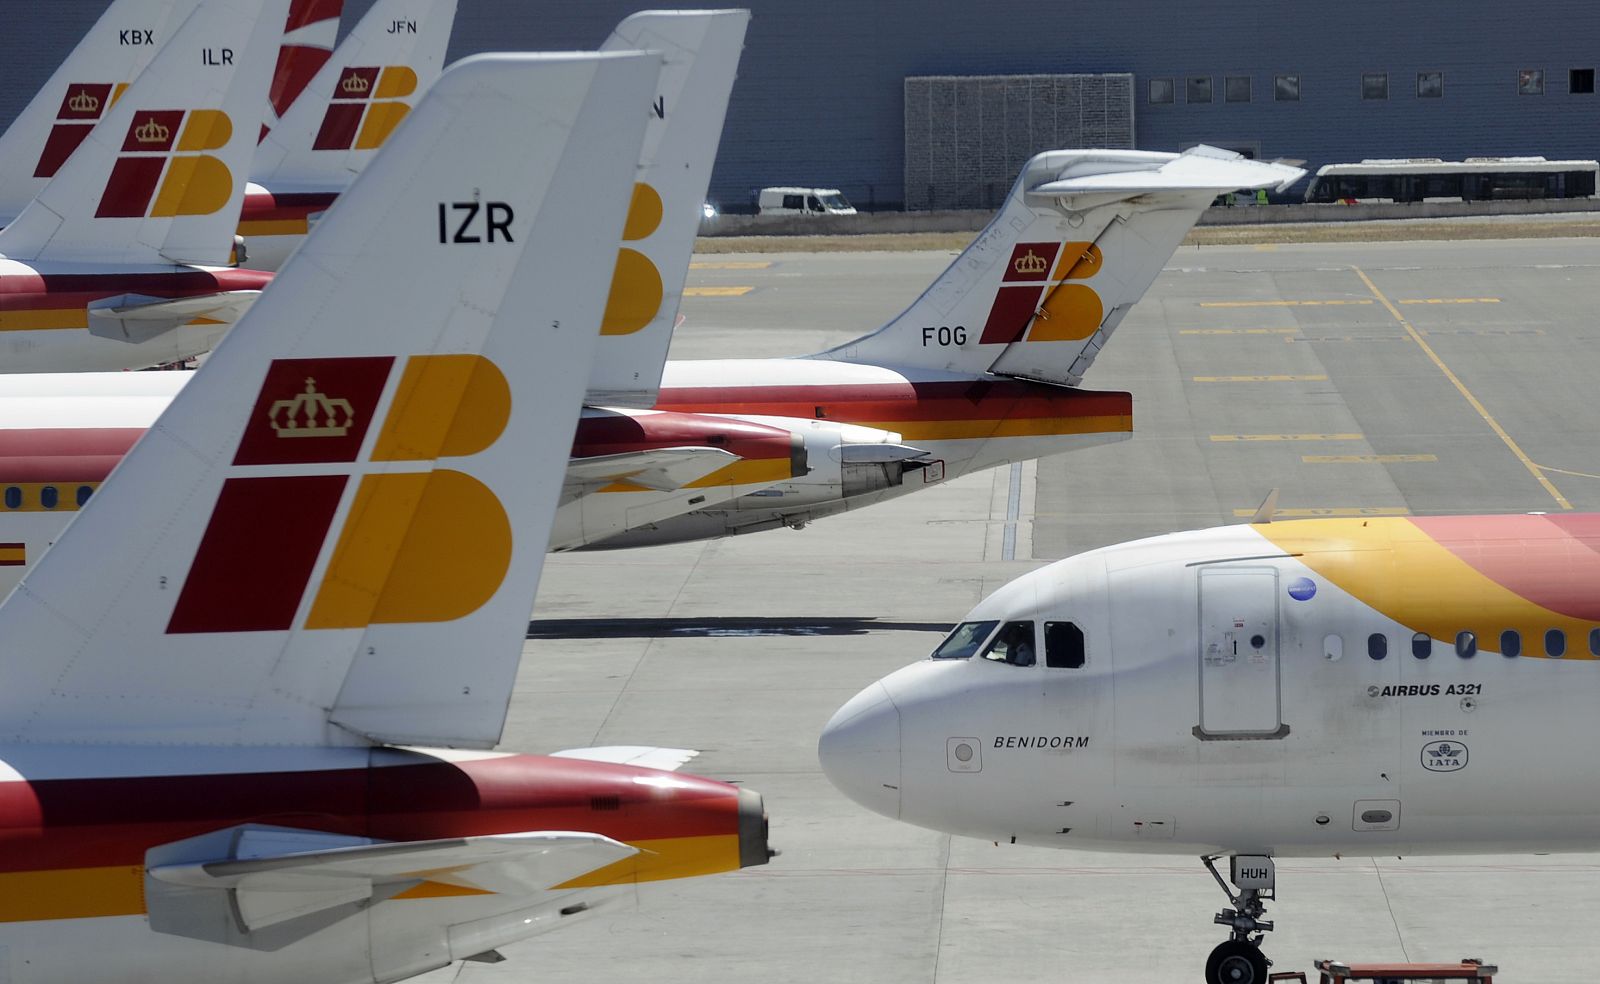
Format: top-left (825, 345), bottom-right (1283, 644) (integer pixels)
top-left (818, 681), bottom-right (901, 819)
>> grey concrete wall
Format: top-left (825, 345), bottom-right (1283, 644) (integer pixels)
top-left (7, 2), bottom-right (1600, 212)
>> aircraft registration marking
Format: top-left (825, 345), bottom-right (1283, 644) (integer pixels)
top-left (1192, 375), bottom-right (1328, 382)
top-left (1211, 434), bottom-right (1363, 442)
top-left (1302, 454), bottom-right (1438, 463)
top-left (683, 286), bottom-right (754, 296)
top-left (1232, 506), bottom-right (1410, 517)
top-left (1199, 299), bottom-right (1372, 307)
top-left (688, 261), bottom-right (771, 270)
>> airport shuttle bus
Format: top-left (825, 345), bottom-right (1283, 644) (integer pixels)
top-left (1304, 156), bottom-right (1599, 204)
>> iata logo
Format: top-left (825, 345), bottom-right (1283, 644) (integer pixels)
top-left (95, 109), bottom-right (235, 218)
top-left (1422, 740), bottom-right (1468, 772)
top-left (978, 240), bottom-right (1106, 345)
top-left (168, 354), bottom-right (513, 634)
top-left (312, 65), bottom-right (418, 151)
top-left (34, 82), bottom-right (125, 178)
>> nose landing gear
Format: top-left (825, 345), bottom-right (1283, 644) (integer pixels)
top-left (1202, 854), bottom-right (1275, 984)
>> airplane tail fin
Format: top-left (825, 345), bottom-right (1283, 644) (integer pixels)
top-left (251, 0), bottom-right (457, 189)
top-left (585, 9), bottom-right (749, 408)
top-left (0, 0), bottom-right (289, 268)
top-left (816, 147), bottom-right (1305, 386)
top-left (263, 0), bottom-right (345, 137)
top-left (0, 50), bottom-right (660, 748)
top-left (0, 0), bottom-right (202, 222)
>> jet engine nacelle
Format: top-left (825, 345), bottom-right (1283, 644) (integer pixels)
top-left (728, 415), bottom-right (928, 508)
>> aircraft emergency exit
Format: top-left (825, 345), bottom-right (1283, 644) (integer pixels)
top-left (0, 48), bottom-right (769, 984)
top-left (0, 0), bottom-right (288, 372)
top-left (820, 511), bottom-right (1600, 984)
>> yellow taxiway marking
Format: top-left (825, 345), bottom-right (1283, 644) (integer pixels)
top-left (1353, 265), bottom-right (1570, 510)
top-left (1179, 328), bottom-right (1298, 335)
top-left (1211, 433), bottom-right (1363, 442)
top-left (1233, 506), bottom-right (1411, 518)
top-left (1199, 299), bottom-right (1372, 308)
top-left (1397, 297), bottom-right (1501, 305)
top-left (688, 261), bottom-right (772, 270)
top-left (1193, 375), bottom-right (1328, 382)
top-left (682, 286), bottom-right (755, 297)
top-left (1302, 454), bottom-right (1438, 464)
top-left (1539, 463), bottom-right (1600, 481)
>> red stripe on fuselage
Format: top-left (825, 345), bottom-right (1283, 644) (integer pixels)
top-left (0, 429), bottom-right (141, 483)
top-left (0, 270), bottom-right (274, 313)
top-left (1409, 514), bottom-right (1600, 621)
top-left (240, 190), bottom-right (338, 224)
top-left (655, 379), bottom-right (1132, 424)
top-left (573, 412), bottom-right (794, 461)
top-left (0, 754), bottom-right (738, 872)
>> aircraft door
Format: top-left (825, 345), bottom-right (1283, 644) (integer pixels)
top-left (1196, 566), bottom-right (1287, 739)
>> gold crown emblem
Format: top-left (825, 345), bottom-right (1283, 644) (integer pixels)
top-left (341, 73), bottom-right (371, 95)
top-left (1014, 249), bottom-right (1048, 276)
top-left (68, 89), bottom-right (100, 114)
top-left (269, 378), bottom-right (355, 438)
top-left (134, 116), bottom-right (170, 144)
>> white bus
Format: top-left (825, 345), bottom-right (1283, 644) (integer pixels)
top-left (1303, 156), bottom-right (1598, 204)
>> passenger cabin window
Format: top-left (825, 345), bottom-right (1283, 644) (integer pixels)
top-left (1045, 621), bottom-right (1085, 669)
top-left (931, 620), bottom-right (998, 660)
top-left (1454, 631), bottom-right (1476, 659)
top-left (1546, 628), bottom-right (1566, 658)
top-left (1411, 632), bottom-right (1430, 659)
top-left (2, 487), bottom-right (18, 510)
top-left (1501, 629), bottom-right (1521, 658)
top-left (1590, 627), bottom-right (1600, 656)
top-left (1367, 633), bottom-right (1387, 660)
top-left (39, 486), bottom-right (58, 510)
top-left (981, 620), bottom-right (1036, 667)
top-left (75, 485), bottom-right (93, 507)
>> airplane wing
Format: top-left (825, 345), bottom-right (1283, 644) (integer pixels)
top-left (87, 290), bottom-right (261, 343)
top-left (551, 746), bottom-right (700, 772)
top-left (149, 826), bottom-right (637, 932)
top-left (565, 447), bottom-right (739, 495)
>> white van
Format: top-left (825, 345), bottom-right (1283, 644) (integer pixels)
top-left (757, 186), bottom-right (857, 216)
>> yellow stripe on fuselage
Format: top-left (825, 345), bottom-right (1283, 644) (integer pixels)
top-left (1257, 518), bottom-right (1599, 655)
top-left (0, 309), bottom-right (88, 332)
top-left (236, 219), bottom-right (309, 237)
top-left (0, 865), bottom-right (144, 922)
top-left (598, 456), bottom-right (793, 494)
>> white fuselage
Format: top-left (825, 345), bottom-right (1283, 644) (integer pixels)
top-left (821, 522), bottom-right (1600, 858)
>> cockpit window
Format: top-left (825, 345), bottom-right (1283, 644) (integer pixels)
top-left (931, 620), bottom-right (998, 660)
top-left (1045, 621), bottom-right (1085, 668)
top-left (981, 620), bottom-right (1036, 666)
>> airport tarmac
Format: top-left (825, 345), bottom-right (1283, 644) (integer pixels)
top-left (423, 235), bottom-right (1600, 983)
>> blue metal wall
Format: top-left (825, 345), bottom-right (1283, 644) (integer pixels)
top-left (6, 2), bottom-right (1600, 208)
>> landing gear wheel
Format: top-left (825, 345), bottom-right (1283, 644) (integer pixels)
top-left (1206, 939), bottom-right (1268, 984)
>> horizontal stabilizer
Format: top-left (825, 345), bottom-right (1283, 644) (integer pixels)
top-left (149, 825), bottom-right (636, 933)
top-left (566, 446), bottom-right (739, 494)
top-left (552, 746), bottom-right (700, 772)
top-left (87, 290), bottom-right (260, 343)
top-left (1032, 146), bottom-right (1305, 199)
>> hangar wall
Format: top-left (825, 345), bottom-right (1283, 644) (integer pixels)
top-left (6, 2), bottom-right (1600, 210)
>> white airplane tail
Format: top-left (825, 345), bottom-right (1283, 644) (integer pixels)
top-left (585, 9), bottom-right (749, 407)
top-left (817, 147), bottom-right (1304, 386)
top-left (0, 0), bottom-right (289, 267)
top-left (0, 50), bottom-right (660, 748)
top-left (251, 0), bottom-right (458, 190)
top-left (0, 0), bottom-right (342, 223)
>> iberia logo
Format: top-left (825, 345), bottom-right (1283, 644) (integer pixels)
top-left (600, 182), bottom-right (667, 336)
top-left (94, 109), bottom-right (235, 218)
top-left (34, 82), bottom-right (127, 178)
top-left (977, 240), bottom-right (1106, 345)
top-left (312, 66), bottom-right (418, 151)
top-left (167, 354), bottom-right (513, 634)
